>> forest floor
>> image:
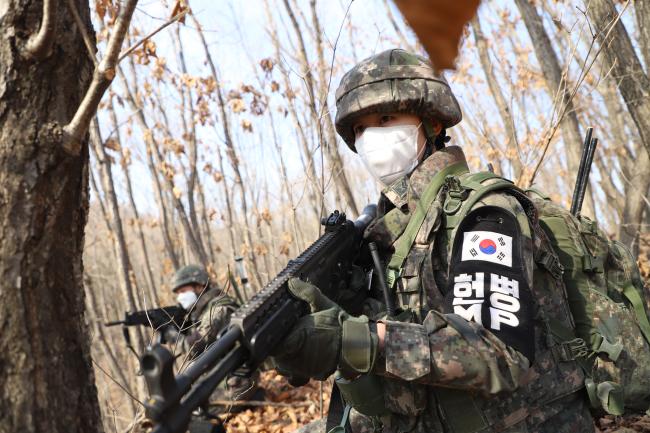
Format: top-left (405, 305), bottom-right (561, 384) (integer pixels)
top-left (221, 371), bottom-right (650, 433)
top-left (219, 372), bottom-right (331, 433)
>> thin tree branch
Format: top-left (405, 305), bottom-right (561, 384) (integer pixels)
top-left (62, 0), bottom-right (139, 155)
top-left (24, 0), bottom-right (56, 60)
top-left (92, 358), bottom-right (145, 407)
top-left (65, 0), bottom-right (98, 66)
top-left (209, 400), bottom-right (313, 408)
top-left (118, 9), bottom-right (188, 63)
top-left (525, 1), bottom-right (630, 185)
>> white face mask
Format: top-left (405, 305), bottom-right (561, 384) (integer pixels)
top-left (356, 123), bottom-right (423, 186)
top-left (177, 291), bottom-right (198, 310)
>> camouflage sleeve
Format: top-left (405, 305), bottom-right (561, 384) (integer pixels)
top-left (378, 192), bottom-right (535, 394)
top-left (381, 310), bottom-right (530, 394)
top-left (189, 297), bottom-right (237, 356)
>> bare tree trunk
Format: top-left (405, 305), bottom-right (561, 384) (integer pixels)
top-left (382, 0), bottom-right (417, 52)
top-left (587, 0), bottom-right (650, 160)
top-left (190, 14), bottom-right (264, 289)
top-left (619, 154), bottom-right (650, 253)
top-left (107, 98), bottom-right (159, 303)
top-left (599, 76), bottom-right (650, 252)
top-left (116, 66), bottom-right (181, 271)
top-left (0, 1), bottom-right (103, 432)
top-left (89, 120), bottom-right (146, 348)
top-left (214, 146), bottom-right (240, 268)
top-left (471, 15), bottom-right (522, 179)
top-left (636, 1), bottom-right (650, 70)
top-left (308, 0), bottom-right (360, 216)
top-left (118, 64), bottom-right (208, 267)
top-left (586, 0), bottom-right (650, 251)
top-left (515, 0), bottom-right (596, 216)
top-left (263, 0), bottom-right (324, 219)
top-left (196, 179), bottom-right (218, 266)
top-left (85, 279), bottom-right (137, 418)
top-left (284, 0), bottom-right (360, 216)
top-left (172, 26), bottom-right (205, 252)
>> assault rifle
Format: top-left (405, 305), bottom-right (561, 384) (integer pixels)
top-left (140, 206), bottom-right (377, 433)
top-left (106, 305), bottom-right (191, 347)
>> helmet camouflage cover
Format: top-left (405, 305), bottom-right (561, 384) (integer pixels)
top-left (335, 48), bottom-right (462, 150)
top-left (171, 264), bottom-right (209, 292)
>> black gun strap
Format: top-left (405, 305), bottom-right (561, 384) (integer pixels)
top-left (326, 383), bottom-right (352, 433)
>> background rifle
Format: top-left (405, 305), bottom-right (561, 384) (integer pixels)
top-left (570, 127), bottom-right (599, 216)
top-left (140, 206), bottom-right (376, 433)
top-left (106, 305), bottom-right (190, 349)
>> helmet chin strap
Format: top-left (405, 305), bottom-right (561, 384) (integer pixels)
top-left (422, 119), bottom-right (451, 159)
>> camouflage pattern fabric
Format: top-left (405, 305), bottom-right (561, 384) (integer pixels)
top-left (347, 146), bottom-right (595, 433)
top-left (171, 264), bottom-right (210, 292)
top-left (334, 48), bottom-right (462, 150)
top-left (184, 288), bottom-right (259, 402)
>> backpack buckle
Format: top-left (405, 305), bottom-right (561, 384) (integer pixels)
top-left (554, 338), bottom-right (589, 362)
top-left (535, 250), bottom-right (565, 280)
top-left (443, 176), bottom-right (468, 215)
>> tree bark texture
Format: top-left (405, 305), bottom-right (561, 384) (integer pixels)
top-left (515, 0), bottom-right (596, 217)
top-left (0, 1), bottom-right (103, 432)
top-left (587, 0), bottom-right (650, 161)
top-left (587, 0), bottom-right (650, 250)
top-left (471, 15), bottom-right (522, 179)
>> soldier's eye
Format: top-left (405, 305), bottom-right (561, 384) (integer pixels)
top-left (379, 115), bottom-right (394, 125)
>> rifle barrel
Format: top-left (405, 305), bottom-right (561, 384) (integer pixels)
top-left (104, 320), bottom-right (124, 327)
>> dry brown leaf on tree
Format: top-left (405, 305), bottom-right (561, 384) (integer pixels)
top-left (394, 0), bottom-right (480, 70)
top-left (170, 0), bottom-right (188, 23)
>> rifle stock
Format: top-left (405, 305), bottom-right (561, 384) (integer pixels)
top-left (140, 205), bottom-right (377, 433)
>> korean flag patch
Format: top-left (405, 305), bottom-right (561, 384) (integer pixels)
top-left (461, 231), bottom-right (513, 267)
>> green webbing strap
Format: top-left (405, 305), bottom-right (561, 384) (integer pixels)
top-left (547, 320), bottom-right (591, 370)
top-left (622, 284), bottom-right (650, 346)
top-left (326, 383), bottom-right (352, 433)
top-left (587, 380), bottom-right (625, 416)
top-left (525, 187), bottom-right (550, 200)
top-left (444, 178), bottom-right (520, 230)
top-left (462, 171), bottom-right (499, 188)
top-left (436, 388), bottom-right (488, 432)
top-left (385, 161), bottom-right (468, 288)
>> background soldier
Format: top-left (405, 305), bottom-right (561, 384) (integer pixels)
top-left (172, 264), bottom-right (260, 405)
top-left (272, 49), bottom-right (595, 433)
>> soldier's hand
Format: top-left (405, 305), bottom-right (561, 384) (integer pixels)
top-left (272, 278), bottom-right (379, 385)
top-left (272, 278), bottom-right (343, 383)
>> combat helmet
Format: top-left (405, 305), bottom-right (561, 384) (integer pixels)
top-left (335, 48), bottom-right (462, 151)
top-left (171, 264), bottom-right (210, 292)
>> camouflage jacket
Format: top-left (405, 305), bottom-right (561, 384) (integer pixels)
top-left (349, 146), bottom-right (594, 433)
top-left (185, 288), bottom-right (239, 356)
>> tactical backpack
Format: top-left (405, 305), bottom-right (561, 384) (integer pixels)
top-left (440, 172), bottom-right (650, 416)
top-left (528, 191), bottom-right (650, 415)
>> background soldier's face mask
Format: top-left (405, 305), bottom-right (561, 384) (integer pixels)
top-left (356, 123), bottom-right (423, 186)
top-left (177, 291), bottom-right (198, 310)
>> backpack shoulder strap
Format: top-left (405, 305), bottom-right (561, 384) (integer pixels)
top-left (385, 161), bottom-right (468, 288)
top-left (443, 171), bottom-right (519, 230)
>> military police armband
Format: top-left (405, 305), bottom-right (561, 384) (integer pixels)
top-left (444, 206), bottom-right (535, 362)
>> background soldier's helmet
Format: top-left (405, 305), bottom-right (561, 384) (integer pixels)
top-left (335, 48), bottom-right (462, 151)
top-left (171, 264), bottom-right (210, 292)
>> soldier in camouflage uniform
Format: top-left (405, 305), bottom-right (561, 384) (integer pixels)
top-left (272, 49), bottom-right (596, 432)
top-left (172, 265), bottom-right (259, 403)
